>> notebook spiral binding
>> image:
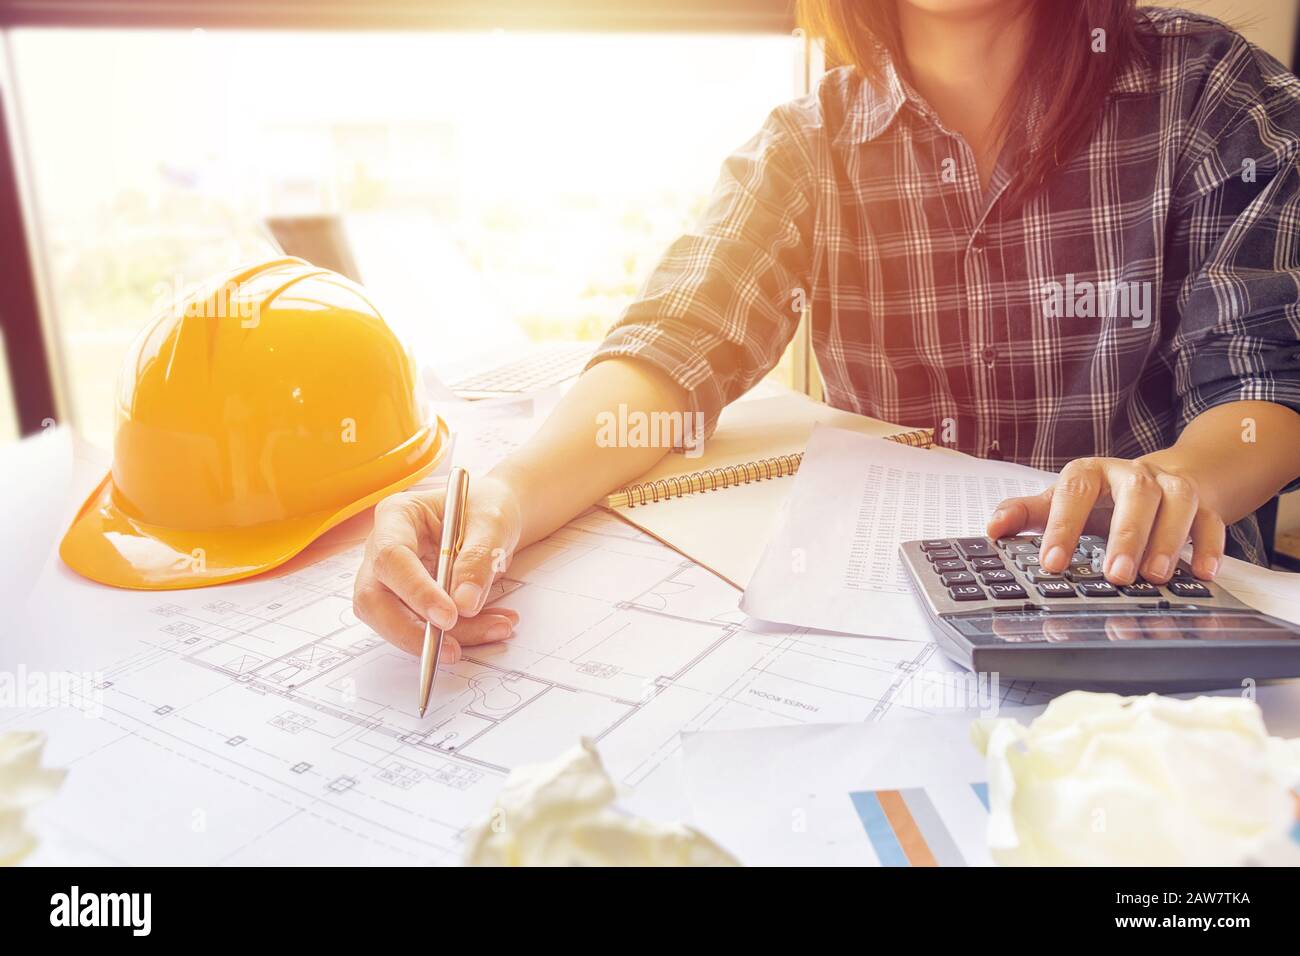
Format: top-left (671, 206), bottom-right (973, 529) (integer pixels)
top-left (611, 453), bottom-right (803, 509)
top-left (607, 426), bottom-right (933, 509)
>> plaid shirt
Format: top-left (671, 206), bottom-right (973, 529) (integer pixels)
top-left (589, 9), bottom-right (1300, 564)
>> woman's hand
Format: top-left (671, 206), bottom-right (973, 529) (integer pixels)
top-left (986, 456), bottom-right (1224, 585)
top-left (350, 359), bottom-right (693, 658)
top-left (353, 474), bottom-right (523, 659)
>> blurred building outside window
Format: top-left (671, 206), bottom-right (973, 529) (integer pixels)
top-left (10, 28), bottom-right (799, 446)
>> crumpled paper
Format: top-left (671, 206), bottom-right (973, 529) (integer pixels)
top-left (972, 692), bottom-right (1300, 866)
top-left (463, 738), bottom-right (738, 866)
top-left (0, 732), bottom-right (67, 866)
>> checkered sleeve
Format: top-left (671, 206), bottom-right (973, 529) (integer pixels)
top-left (586, 106), bottom-right (815, 438)
top-left (1170, 48), bottom-right (1300, 436)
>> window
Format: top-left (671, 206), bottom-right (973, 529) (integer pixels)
top-left (11, 28), bottom-right (798, 446)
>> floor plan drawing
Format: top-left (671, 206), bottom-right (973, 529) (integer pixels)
top-left (10, 509), bottom-right (1048, 866)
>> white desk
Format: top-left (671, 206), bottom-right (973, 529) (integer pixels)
top-left (4, 422), bottom-right (1300, 865)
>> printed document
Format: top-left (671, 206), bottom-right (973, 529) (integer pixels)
top-left (741, 426), bottom-right (1055, 637)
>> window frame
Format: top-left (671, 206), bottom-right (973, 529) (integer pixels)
top-left (0, 1), bottom-right (795, 32)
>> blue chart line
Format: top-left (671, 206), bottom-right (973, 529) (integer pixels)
top-left (849, 791), bottom-right (910, 867)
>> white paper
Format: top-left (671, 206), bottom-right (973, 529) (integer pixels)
top-left (742, 425), bottom-right (1055, 637)
top-left (972, 692), bottom-right (1300, 867)
top-left (607, 391), bottom-right (934, 589)
top-left (431, 386), bottom-right (563, 475)
top-left (1216, 559), bottom-right (1300, 628)
top-left (0, 426), bottom-right (75, 608)
top-left (682, 681), bottom-right (1300, 867)
top-left (13, 416), bottom-right (1299, 865)
top-left (681, 717), bottom-right (1010, 866)
top-left (4, 430), bottom-right (1028, 864)
top-left (462, 738), bottom-right (738, 866)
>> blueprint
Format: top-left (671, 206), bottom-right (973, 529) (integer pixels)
top-left (9, 498), bottom-right (1048, 864)
top-left (9, 404), bottom-right (1300, 866)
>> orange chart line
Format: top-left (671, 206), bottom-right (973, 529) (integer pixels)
top-left (875, 789), bottom-right (938, 867)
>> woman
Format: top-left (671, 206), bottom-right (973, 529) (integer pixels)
top-left (354, 1), bottom-right (1300, 660)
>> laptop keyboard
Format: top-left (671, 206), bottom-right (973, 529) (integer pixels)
top-left (449, 343), bottom-right (593, 394)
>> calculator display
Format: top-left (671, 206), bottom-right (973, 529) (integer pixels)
top-left (954, 609), bottom-right (1300, 645)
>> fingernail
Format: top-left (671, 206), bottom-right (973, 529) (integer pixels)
top-left (486, 620), bottom-right (513, 642)
top-left (1146, 554), bottom-right (1170, 580)
top-left (1042, 546), bottom-right (1066, 571)
top-left (427, 605), bottom-right (455, 629)
top-left (990, 509), bottom-right (1007, 526)
top-left (1199, 556), bottom-right (1220, 580)
top-left (453, 583), bottom-right (481, 613)
top-left (439, 640), bottom-right (460, 664)
top-left (1106, 554), bottom-right (1135, 583)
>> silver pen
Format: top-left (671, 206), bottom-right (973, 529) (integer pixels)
top-left (418, 467), bottom-right (469, 717)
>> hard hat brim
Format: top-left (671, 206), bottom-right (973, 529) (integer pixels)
top-left (59, 416), bottom-right (450, 590)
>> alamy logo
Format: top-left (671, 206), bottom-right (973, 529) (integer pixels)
top-left (50, 886), bottom-right (151, 936)
top-left (1040, 273), bottom-right (1152, 328)
top-left (152, 274), bottom-right (261, 328)
top-left (594, 404), bottom-right (707, 459)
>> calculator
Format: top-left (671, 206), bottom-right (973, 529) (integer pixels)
top-left (898, 535), bottom-right (1300, 690)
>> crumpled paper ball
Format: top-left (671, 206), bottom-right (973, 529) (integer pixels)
top-left (971, 692), bottom-right (1300, 866)
top-left (0, 732), bottom-right (67, 865)
top-left (463, 738), bottom-right (738, 866)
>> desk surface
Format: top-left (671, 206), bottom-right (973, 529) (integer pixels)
top-left (5, 425), bottom-right (1300, 865)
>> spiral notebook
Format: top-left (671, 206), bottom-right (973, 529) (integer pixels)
top-left (600, 390), bottom-right (934, 589)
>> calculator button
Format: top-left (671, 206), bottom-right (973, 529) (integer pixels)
top-left (1120, 581), bottom-right (1160, 597)
top-left (926, 549), bottom-right (958, 563)
top-left (1066, 564), bottom-right (1102, 582)
top-left (1168, 580), bottom-right (1212, 599)
top-left (1077, 581), bottom-right (1119, 597)
top-left (1014, 554), bottom-right (1041, 571)
top-left (948, 584), bottom-right (985, 601)
top-left (1036, 581), bottom-right (1075, 598)
top-left (980, 569), bottom-right (1015, 584)
top-left (1170, 566), bottom-right (1195, 580)
top-left (1078, 535), bottom-right (1105, 550)
top-left (933, 559), bottom-right (965, 573)
top-left (940, 571), bottom-right (976, 586)
top-left (920, 540), bottom-right (952, 551)
top-left (988, 582), bottom-right (1027, 600)
top-left (969, 556), bottom-right (1003, 571)
top-left (1025, 568), bottom-right (1064, 583)
top-left (954, 537), bottom-right (995, 557)
top-left (1004, 542), bottom-right (1038, 555)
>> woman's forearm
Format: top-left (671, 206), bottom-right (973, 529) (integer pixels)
top-left (1139, 400), bottom-right (1300, 524)
top-left (489, 358), bottom-right (692, 549)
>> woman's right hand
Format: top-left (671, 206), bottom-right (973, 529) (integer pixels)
top-left (351, 358), bottom-right (691, 657)
top-left (352, 473), bottom-right (523, 661)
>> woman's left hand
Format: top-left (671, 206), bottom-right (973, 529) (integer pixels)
top-left (986, 456), bottom-right (1224, 585)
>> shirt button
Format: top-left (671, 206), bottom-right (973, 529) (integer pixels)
top-left (970, 233), bottom-right (985, 252)
top-left (981, 346), bottom-right (997, 366)
top-left (986, 441), bottom-right (1003, 460)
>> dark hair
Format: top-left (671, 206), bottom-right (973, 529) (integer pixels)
top-left (797, 0), bottom-right (1157, 205)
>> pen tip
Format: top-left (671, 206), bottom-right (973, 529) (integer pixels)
top-left (417, 705), bottom-right (426, 718)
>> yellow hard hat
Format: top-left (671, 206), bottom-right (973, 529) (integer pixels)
top-left (60, 257), bottom-right (449, 590)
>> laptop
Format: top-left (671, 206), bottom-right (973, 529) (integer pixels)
top-left (265, 214), bottom-right (591, 398)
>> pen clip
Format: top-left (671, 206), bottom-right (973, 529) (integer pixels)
top-left (453, 472), bottom-right (470, 555)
